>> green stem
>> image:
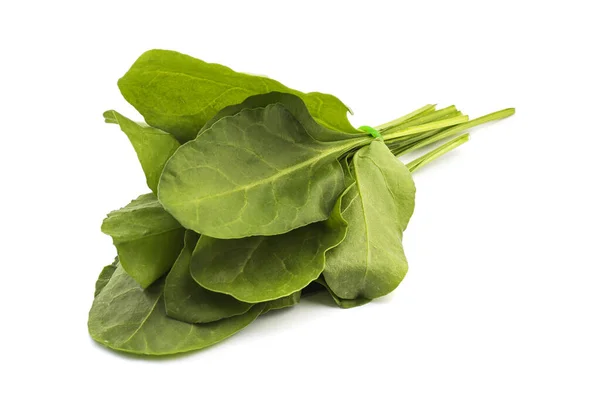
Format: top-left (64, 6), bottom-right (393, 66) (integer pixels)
top-left (397, 108), bottom-right (515, 156)
top-left (406, 134), bottom-right (470, 173)
top-left (375, 104), bottom-right (436, 132)
top-left (399, 105), bottom-right (460, 129)
top-left (381, 115), bottom-right (469, 140)
top-left (388, 128), bottom-right (444, 151)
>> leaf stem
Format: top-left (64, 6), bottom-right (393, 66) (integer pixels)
top-left (381, 115), bottom-right (469, 140)
top-left (399, 105), bottom-right (460, 129)
top-left (406, 134), bottom-right (470, 173)
top-left (396, 108), bottom-right (515, 156)
top-left (375, 104), bottom-right (436, 132)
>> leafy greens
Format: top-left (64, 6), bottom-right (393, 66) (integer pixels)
top-left (89, 49), bottom-right (514, 356)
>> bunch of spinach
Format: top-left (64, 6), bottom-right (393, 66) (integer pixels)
top-left (89, 49), bottom-right (514, 356)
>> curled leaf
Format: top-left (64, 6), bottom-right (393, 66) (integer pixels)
top-left (190, 197), bottom-right (347, 303)
top-left (101, 193), bottom-right (184, 288)
top-left (88, 266), bottom-right (264, 355)
top-left (103, 110), bottom-right (179, 193)
top-left (118, 49), bottom-right (357, 142)
top-left (324, 140), bottom-right (415, 299)
top-left (164, 231), bottom-right (253, 323)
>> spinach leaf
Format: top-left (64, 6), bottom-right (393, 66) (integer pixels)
top-left (164, 230), bottom-right (253, 323)
top-left (118, 49), bottom-right (358, 142)
top-left (94, 257), bottom-right (118, 297)
top-left (92, 50), bottom-right (516, 357)
top-left (158, 102), bottom-right (368, 238)
top-left (314, 277), bottom-right (371, 309)
top-left (103, 110), bottom-right (179, 194)
top-left (190, 198), bottom-right (347, 303)
top-left (261, 291), bottom-right (301, 315)
top-left (88, 265), bottom-right (264, 355)
top-left (323, 139), bottom-right (416, 299)
top-left (340, 152), bottom-right (355, 187)
top-left (199, 92), bottom-right (360, 141)
top-left (101, 193), bottom-right (185, 288)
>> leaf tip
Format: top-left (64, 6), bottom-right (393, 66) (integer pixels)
top-left (103, 110), bottom-right (118, 124)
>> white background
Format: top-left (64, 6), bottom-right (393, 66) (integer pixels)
top-left (1, 1), bottom-right (599, 397)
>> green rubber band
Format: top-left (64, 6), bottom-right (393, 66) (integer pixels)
top-left (358, 125), bottom-right (381, 138)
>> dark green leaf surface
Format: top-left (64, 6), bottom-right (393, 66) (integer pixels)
top-left (118, 49), bottom-right (358, 142)
top-left (101, 193), bottom-right (185, 288)
top-left (103, 110), bottom-right (180, 193)
top-left (88, 266), bottom-right (264, 355)
top-left (324, 140), bottom-right (416, 299)
top-left (190, 199), bottom-right (347, 303)
top-left (89, 50), bottom-right (517, 357)
top-left (340, 152), bottom-right (355, 187)
top-left (159, 103), bottom-right (366, 238)
top-left (199, 92), bottom-right (360, 142)
top-left (94, 258), bottom-right (118, 297)
top-left (164, 230), bottom-right (253, 323)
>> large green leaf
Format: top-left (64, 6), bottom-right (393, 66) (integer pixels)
top-left (101, 193), bottom-right (185, 288)
top-left (103, 111), bottom-right (180, 193)
top-left (158, 102), bottom-right (368, 238)
top-left (118, 49), bottom-right (358, 142)
top-left (164, 230), bottom-right (253, 323)
top-left (190, 198), bottom-right (347, 303)
top-left (94, 258), bottom-right (118, 297)
top-left (323, 140), bottom-right (416, 299)
top-left (88, 266), bottom-right (264, 355)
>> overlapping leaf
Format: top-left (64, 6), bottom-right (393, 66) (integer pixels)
top-left (103, 111), bottom-right (179, 193)
top-left (90, 49), bottom-right (515, 357)
top-left (164, 231), bottom-right (253, 323)
top-left (323, 140), bottom-right (416, 299)
top-left (101, 193), bottom-right (185, 288)
top-left (190, 198), bottom-right (347, 303)
top-left (199, 92), bottom-right (360, 142)
top-left (94, 258), bottom-right (118, 297)
top-left (88, 266), bottom-right (264, 355)
top-left (118, 49), bottom-right (358, 142)
top-left (261, 291), bottom-right (302, 314)
top-left (159, 102), bottom-right (366, 238)
top-left (314, 277), bottom-right (371, 309)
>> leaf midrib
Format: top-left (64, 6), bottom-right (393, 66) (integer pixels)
top-left (177, 139), bottom-right (362, 205)
top-left (120, 293), bottom-right (162, 347)
top-left (353, 153), bottom-right (372, 288)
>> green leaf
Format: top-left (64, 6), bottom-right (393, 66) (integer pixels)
top-left (199, 92), bottom-right (360, 142)
top-left (261, 291), bottom-right (301, 315)
top-left (340, 152), bottom-right (355, 187)
top-left (190, 198), bottom-right (347, 303)
top-left (88, 266), bottom-right (264, 355)
top-left (94, 257), bottom-right (118, 297)
top-left (118, 49), bottom-right (358, 142)
top-left (103, 110), bottom-right (180, 193)
top-left (315, 277), bottom-right (371, 309)
top-left (323, 140), bottom-right (416, 299)
top-left (159, 102), bottom-right (368, 238)
top-left (101, 193), bottom-right (185, 288)
top-left (164, 230), bottom-right (253, 323)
